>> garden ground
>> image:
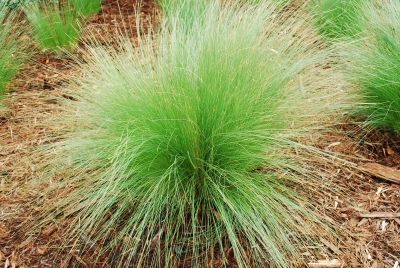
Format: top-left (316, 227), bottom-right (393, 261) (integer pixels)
top-left (0, 0), bottom-right (399, 267)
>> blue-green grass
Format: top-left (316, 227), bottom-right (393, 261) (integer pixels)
top-left (156, 0), bottom-right (209, 28)
top-left (0, 5), bottom-right (29, 103)
top-left (40, 2), bottom-right (347, 267)
top-left (25, 2), bottom-right (81, 52)
top-left (345, 0), bottom-right (400, 132)
top-left (313, 0), bottom-right (365, 40)
top-left (70, 0), bottom-right (101, 16)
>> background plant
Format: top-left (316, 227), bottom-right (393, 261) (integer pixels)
top-left (0, 5), bottom-right (29, 103)
top-left (345, 0), bottom-right (400, 132)
top-left (25, 1), bottom-right (81, 52)
top-left (69, 0), bottom-right (101, 16)
top-left (41, 2), bottom-right (347, 267)
top-left (312, 0), bottom-right (366, 40)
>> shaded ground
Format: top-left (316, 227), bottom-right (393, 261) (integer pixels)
top-left (0, 0), bottom-right (399, 267)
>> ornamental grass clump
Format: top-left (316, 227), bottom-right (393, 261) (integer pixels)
top-left (25, 1), bottom-right (81, 52)
top-left (312, 0), bottom-right (365, 40)
top-left (70, 0), bottom-right (101, 16)
top-left (40, 2), bottom-right (348, 267)
top-left (0, 5), bottom-right (28, 102)
top-left (345, 0), bottom-right (400, 132)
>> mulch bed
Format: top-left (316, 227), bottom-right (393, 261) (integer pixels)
top-left (0, 1), bottom-right (399, 267)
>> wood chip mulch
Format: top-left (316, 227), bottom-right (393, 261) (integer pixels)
top-left (0, 1), bottom-right (399, 267)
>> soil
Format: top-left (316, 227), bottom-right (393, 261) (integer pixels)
top-left (0, 1), bottom-right (399, 267)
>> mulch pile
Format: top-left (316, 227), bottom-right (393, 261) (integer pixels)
top-left (0, 1), bottom-right (399, 267)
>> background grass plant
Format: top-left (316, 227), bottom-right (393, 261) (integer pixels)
top-left (345, 0), bottom-right (400, 132)
top-left (0, 4), bottom-right (29, 103)
top-left (40, 2), bottom-right (348, 267)
top-left (25, 1), bottom-right (81, 52)
top-left (70, 0), bottom-right (101, 16)
top-left (312, 0), bottom-right (365, 40)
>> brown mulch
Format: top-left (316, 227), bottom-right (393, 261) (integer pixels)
top-left (0, 0), bottom-right (399, 267)
top-left (319, 127), bottom-right (400, 267)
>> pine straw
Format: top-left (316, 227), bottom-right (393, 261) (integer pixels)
top-left (0, 1), bottom-right (399, 267)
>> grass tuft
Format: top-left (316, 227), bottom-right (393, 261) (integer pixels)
top-left (25, 1), bottom-right (81, 52)
top-left (70, 0), bottom-right (101, 16)
top-left (312, 0), bottom-right (365, 40)
top-left (41, 2), bottom-right (347, 267)
top-left (0, 5), bottom-right (29, 102)
top-left (345, 0), bottom-right (400, 132)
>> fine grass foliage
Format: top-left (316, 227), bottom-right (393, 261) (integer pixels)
top-left (156, 0), bottom-right (209, 27)
top-left (312, 0), bottom-right (365, 40)
top-left (0, 5), bottom-right (28, 102)
top-left (157, 0), bottom-right (288, 22)
top-left (25, 2), bottom-right (81, 52)
top-left (40, 2), bottom-right (348, 267)
top-left (70, 0), bottom-right (101, 16)
top-left (345, 0), bottom-right (400, 132)
top-left (247, 0), bottom-right (289, 7)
